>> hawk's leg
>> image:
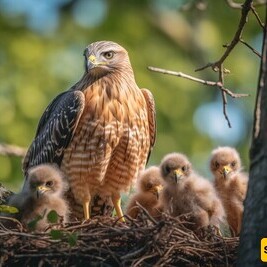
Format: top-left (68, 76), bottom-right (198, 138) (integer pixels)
top-left (83, 197), bottom-right (91, 220)
top-left (112, 194), bottom-right (125, 222)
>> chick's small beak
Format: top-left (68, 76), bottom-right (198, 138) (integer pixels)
top-left (151, 185), bottom-right (163, 199)
top-left (222, 165), bottom-right (232, 178)
top-left (173, 169), bottom-right (183, 183)
top-left (36, 185), bottom-right (49, 198)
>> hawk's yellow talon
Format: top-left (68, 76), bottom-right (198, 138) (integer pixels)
top-left (112, 195), bottom-right (124, 222)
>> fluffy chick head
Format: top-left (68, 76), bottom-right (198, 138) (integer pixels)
top-left (137, 166), bottom-right (163, 199)
top-left (160, 153), bottom-right (192, 185)
top-left (26, 164), bottom-right (68, 199)
top-left (210, 146), bottom-right (241, 179)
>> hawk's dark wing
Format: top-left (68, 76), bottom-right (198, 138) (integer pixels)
top-left (22, 90), bottom-right (85, 174)
top-left (141, 88), bottom-right (156, 164)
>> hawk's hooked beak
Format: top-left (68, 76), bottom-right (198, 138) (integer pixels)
top-left (36, 185), bottom-right (50, 198)
top-left (86, 54), bottom-right (107, 72)
top-left (173, 169), bottom-right (183, 183)
top-left (222, 165), bottom-right (232, 179)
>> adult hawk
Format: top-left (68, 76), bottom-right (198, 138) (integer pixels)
top-left (23, 41), bottom-right (156, 220)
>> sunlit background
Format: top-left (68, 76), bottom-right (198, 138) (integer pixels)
top-left (0, 0), bottom-right (263, 190)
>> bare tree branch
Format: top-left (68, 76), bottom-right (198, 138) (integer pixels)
top-left (196, 0), bottom-right (253, 73)
top-left (225, 0), bottom-right (243, 9)
top-left (0, 143), bottom-right (27, 157)
top-left (240, 39), bottom-right (261, 57)
top-left (149, 0), bottom-right (262, 127)
top-left (192, 0), bottom-right (255, 126)
top-left (147, 66), bottom-right (249, 99)
top-left (148, 66), bottom-right (250, 128)
top-left (251, 5), bottom-right (265, 28)
top-left (253, 0), bottom-right (267, 6)
top-left (218, 64), bottom-right (232, 128)
top-left (226, 0), bottom-right (266, 9)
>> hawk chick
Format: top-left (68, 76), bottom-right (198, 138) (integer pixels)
top-left (126, 166), bottom-right (163, 219)
top-left (8, 164), bottom-right (69, 231)
top-left (159, 153), bottom-right (225, 230)
top-left (210, 146), bottom-right (248, 236)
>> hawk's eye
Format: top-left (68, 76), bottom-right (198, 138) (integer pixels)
top-left (45, 181), bottom-right (53, 187)
top-left (181, 166), bottom-right (186, 172)
top-left (103, 51), bottom-right (114, 59)
top-left (215, 161), bottom-right (220, 168)
top-left (231, 161), bottom-right (236, 167)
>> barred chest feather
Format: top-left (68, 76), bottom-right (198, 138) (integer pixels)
top-left (61, 77), bottom-right (150, 204)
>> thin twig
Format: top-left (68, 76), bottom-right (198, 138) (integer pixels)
top-left (0, 143), bottom-right (27, 157)
top-left (196, 0), bottom-right (253, 72)
top-left (219, 64), bottom-right (232, 128)
top-left (225, 0), bottom-right (242, 9)
top-left (253, 0), bottom-right (267, 6)
top-left (148, 66), bottom-right (251, 127)
top-left (251, 5), bottom-right (265, 28)
top-left (147, 66), bottom-right (249, 99)
top-left (240, 39), bottom-right (262, 57)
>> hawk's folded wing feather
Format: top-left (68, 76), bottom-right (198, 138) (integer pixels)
top-left (22, 91), bottom-right (85, 174)
top-left (141, 88), bottom-right (156, 163)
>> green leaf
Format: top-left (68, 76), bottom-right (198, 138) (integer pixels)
top-left (50, 229), bottom-right (63, 240)
top-left (47, 210), bottom-right (58, 223)
top-left (27, 215), bottom-right (42, 231)
top-left (0, 205), bottom-right (19, 214)
top-left (67, 233), bottom-right (78, 247)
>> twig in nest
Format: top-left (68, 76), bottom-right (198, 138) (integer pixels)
top-left (0, 213), bottom-right (239, 266)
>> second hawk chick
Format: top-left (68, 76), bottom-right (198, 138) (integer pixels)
top-left (126, 166), bottom-right (163, 219)
top-left (8, 164), bottom-right (69, 231)
top-left (210, 146), bottom-right (248, 236)
top-left (159, 153), bottom-right (225, 230)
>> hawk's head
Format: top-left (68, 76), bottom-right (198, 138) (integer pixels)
top-left (210, 146), bottom-right (241, 180)
top-left (83, 41), bottom-right (131, 77)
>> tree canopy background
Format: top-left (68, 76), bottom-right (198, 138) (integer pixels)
top-left (0, 0), bottom-right (263, 190)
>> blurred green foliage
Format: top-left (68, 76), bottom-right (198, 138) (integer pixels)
top-left (0, 0), bottom-right (263, 190)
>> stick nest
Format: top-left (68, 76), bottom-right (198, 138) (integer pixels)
top-left (0, 211), bottom-right (238, 267)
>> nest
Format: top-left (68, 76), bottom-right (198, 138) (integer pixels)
top-left (0, 210), bottom-right (238, 267)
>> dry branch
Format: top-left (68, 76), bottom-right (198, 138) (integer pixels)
top-left (239, 39), bottom-right (261, 57)
top-left (0, 143), bottom-right (26, 158)
top-left (147, 66), bottom-right (249, 128)
top-left (149, 0), bottom-right (265, 127)
top-left (0, 211), bottom-right (239, 267)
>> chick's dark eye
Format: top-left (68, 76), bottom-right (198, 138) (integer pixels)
top-left (181, 166), bottom-right (186, 172)
top-left (231, 161), bottom-right (236, 167)
top-left (45, 181), bottom-right (53, 187)
top-left (103, 51), bottom-right (114, 59)
top-left (215, 161), bottom-right (220, 168)
top-left (165, 165), bottom-right (171, 174)
top-left (146, 182), bottom-right (152, 189)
